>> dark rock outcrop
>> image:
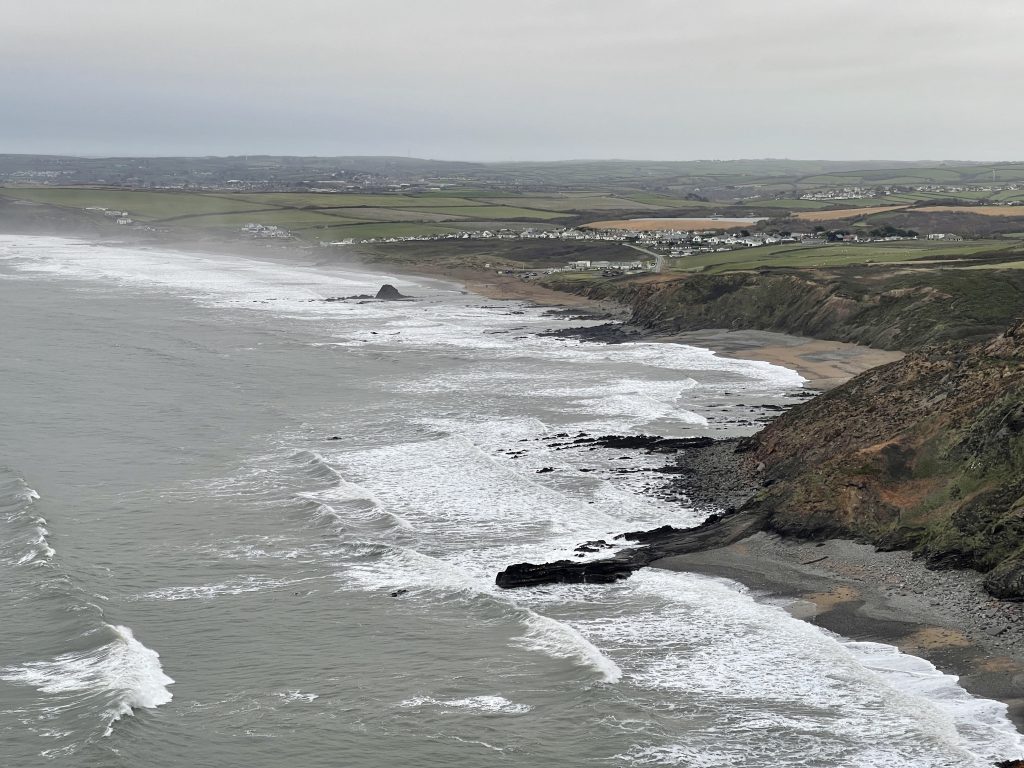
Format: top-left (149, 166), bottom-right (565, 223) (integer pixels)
top-left (495, 508), bottom-right (768, 589)
top-left (375, 284), bottom-right (410, 300)
top-left (566, 434), bottom-right (716, 453)
top-left (496, 558), bottom-right (643, 588)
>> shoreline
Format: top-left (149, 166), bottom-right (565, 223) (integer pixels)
top-left (408, 261), bottom-right (904, 389)
top-left (647, 328), bottom-right (905, 391)
top-left (6, 227), bottom-right (1024, 753)
top-left (0, 229), bottom-right (904, 389)
top-left (656, 534), bottom-right (1024, 733)
top-left (436, 264), bottom-right (1024, 747)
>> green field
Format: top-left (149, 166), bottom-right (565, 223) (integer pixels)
top-left (0, 187), bottom-right (576, 240)
top-left (181, 210), bottom-right (366, 229)
top-left (481, 194), bottom-right (669, 211)
top-left (310, 223), bottom-right (465, 240)
top-left (403, 205), bottom-right (565, 220)
top-left (0, 188), bottom-right (260, 219)
top-left (229, 193), bottom-right (486, 209)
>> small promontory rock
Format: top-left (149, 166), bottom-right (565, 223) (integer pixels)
top-left (376, 284), bottom-right (410, 301)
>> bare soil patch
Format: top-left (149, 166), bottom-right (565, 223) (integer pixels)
top-left (793, 206), bottom-right (909, 221)
top-left (916, 205), bottom-right (1024, 218)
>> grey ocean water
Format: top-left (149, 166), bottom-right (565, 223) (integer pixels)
top-left (0, 235), bottom-right (1021, 767)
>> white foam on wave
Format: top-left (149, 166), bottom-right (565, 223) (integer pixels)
top-left (275, 690), bottom-right (319, 704)
top-left (0, 474), bottom-right (56, 565)
top-left (400, 694), bottom-right (530, 714)
top-left (409, 416), bottom-right (708, 536)
top-left (17, 522), bottom-right (56, 565)
top-left (0, 624), bottom-right (173, 736)
top-left (589, 569), bottom-right (1024, 766)
top-left (342, 545), bottom-right (486, 596)
top-left (0, 234), bottom-right (422, 315)
top-left (843, 639), bottom-right (1024, 763)
top-left (614, 743), bottom-right (734, 767)
top-left (514, 610), bottom-right (622, 684)
top-left (290, 450), bottom-right (344, 485)
top-left (348, 305), bottom-right (804, 391)
top-left (534, 377), bottom-right (708, 432)
top-left (133, 575), bottom-right (304, 601)
top-left (327, 432), bottom-right (623, 554)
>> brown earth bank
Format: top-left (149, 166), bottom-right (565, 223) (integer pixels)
top-left (745, 320), bottom-right (1024, 600)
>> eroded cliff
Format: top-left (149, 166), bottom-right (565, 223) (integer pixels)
top-left (746, 321), bottom-right (1024, 598)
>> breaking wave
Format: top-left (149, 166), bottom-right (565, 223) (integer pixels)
top-left (1, 623), bottom-right (173, 738)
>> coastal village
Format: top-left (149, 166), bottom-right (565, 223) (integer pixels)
top-left (312, 222), bottom-right (963, 276)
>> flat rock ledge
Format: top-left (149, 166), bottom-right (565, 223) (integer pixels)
top-left (495, 508), bottom-right (768, 589)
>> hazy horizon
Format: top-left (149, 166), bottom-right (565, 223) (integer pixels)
top-left (2, 153), bottom-right (1020, 165)
top-left (3, 0), bottom-right (1023, 161)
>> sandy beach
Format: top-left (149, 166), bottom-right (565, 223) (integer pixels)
top-left (427, 266), bottom-right (904, 389)
top-left (650, 328), bottom-right (905, 390)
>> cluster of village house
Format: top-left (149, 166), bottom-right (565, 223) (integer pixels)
top-left (240, 222), bottom-right (291, 238)
top-left (84, 207), bottom-right (133, 225)
top-left (799, 183), bottom-right (1023, 202)
top-left (319, 225), bottom-right (963, 255)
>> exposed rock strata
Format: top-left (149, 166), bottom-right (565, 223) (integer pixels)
top-left (745, 320), bottom-right (1024, 599)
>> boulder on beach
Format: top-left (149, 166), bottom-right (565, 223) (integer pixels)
top-left (375, 284), bottom-right (410, 301)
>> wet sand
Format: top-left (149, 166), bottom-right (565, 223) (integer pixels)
top-left (439, 270), bottom-right (903, 389)
top-left (650, 329), bottom-right (904, 390)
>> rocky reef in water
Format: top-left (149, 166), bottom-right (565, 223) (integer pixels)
top-left (495, 510), bottom-right (767, 588)
top-left (496, 436), bottom-right (766, 589)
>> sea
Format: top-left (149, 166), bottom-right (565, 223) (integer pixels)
top-left (0, 233), bottom-right (1021, 767)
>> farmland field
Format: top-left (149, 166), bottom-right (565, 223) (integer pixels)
top-left (402, 205), bottom-right (567, 220)
top-left (915, 205), bottom-right (1024, 217)
top-left (336, 207), bottom-right (469, 222)
top-left (304, 223), bottom-right (464, 240)
top-left (227, 193), bottom-right (486, 209)
top-left (582, 217), bottom-right (765, 231)
top-left (480, 195), bottom-right (667, 211)
top-left (792, 206), bottom-right (910, 221)
top-left (0, 186), bottom-right (573, 238)
top-left (0, 188), bottom-right (259, 219)
top-left (667, 240), bottom-right (1021, 274)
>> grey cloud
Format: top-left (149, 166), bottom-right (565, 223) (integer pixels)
top-left (1, 0), bottom-right (1021, 159)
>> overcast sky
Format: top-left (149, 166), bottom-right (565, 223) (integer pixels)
top-left (2, 0), bottom-right (1021, 161)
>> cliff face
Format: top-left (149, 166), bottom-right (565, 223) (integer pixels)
top-left (547, 270), bottom-right (1024, 350)
top-left (745, 321), bottom-right (1024, 598)
top-left (544, 268), bottom-right (1024, 597)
